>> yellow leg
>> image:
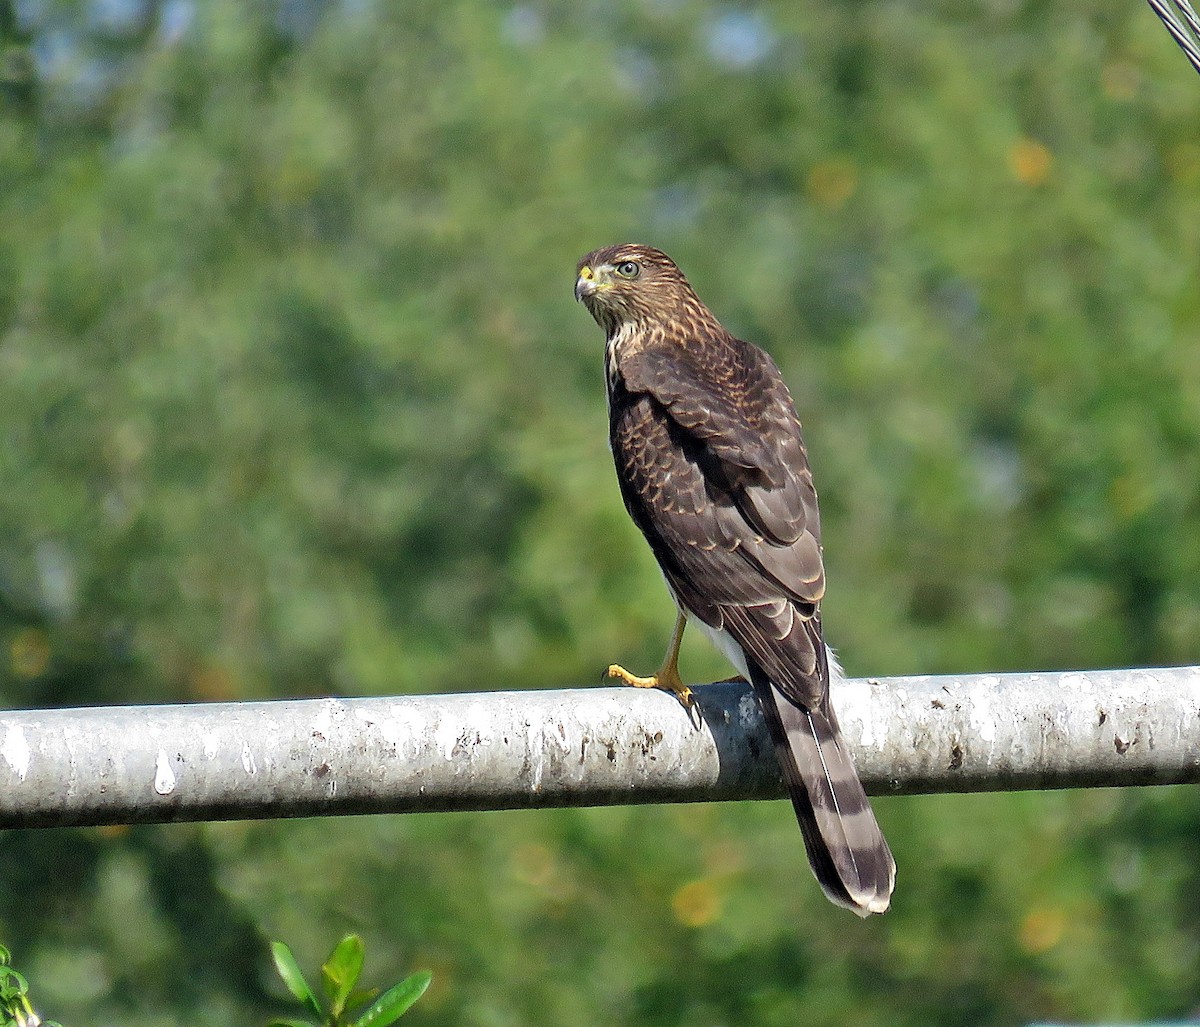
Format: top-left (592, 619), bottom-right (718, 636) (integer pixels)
top-left (607, 608), bottom-right (693, 708)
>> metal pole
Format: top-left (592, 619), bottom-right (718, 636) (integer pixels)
top-left (1, 667), bottom-right (1198, 829)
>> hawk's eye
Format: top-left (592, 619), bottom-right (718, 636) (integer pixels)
top-left (615, 260), bottom-right (640, 278)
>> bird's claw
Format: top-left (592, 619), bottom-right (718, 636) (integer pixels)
top-left (606, 663), bottom-right (694, 709)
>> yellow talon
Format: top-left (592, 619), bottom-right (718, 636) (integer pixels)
top-left (606, 663), bottom-right (694, 707)
top-left (606, 608), bottom-right (695, 708)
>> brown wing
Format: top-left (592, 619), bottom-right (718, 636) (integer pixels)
top-left (611, 332), bottom-right (827, 709)
top-left (609, 330), bottom-right (896, 914)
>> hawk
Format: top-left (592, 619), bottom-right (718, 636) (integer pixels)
top-left (575, 243), bottom-right (894, 916)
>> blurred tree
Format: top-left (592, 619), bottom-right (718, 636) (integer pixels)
top-left (1, 0), bottom-right (1199, 1024)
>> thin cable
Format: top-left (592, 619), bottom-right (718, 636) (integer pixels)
top-left (1147, 0), bottom-right (1200, 75)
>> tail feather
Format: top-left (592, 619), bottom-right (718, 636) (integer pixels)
top-left (752, 669), bottom-right (895, 916)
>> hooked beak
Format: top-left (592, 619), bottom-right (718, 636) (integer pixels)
top-left (575, 266), bottom-right (599, 302)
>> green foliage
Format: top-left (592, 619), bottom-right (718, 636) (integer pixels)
top-left (1, 0), bottom-right (1200, 1024)
top-left (0, 943), bottom-right (63, 1027)
top-left (268, 936), bottom-right (430, 1027)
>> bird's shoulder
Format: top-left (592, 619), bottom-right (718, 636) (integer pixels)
top-left (620, 314), bottom-right (781, 404)
top-left (615, 321), bottom-right (803, 473)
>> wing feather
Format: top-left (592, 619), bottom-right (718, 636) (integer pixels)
top-left (619, 335), bottom-right (818, 548)
top-left (610, 334), bottom-right (827, 709)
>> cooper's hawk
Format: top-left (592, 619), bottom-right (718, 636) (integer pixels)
top-left (576, 243), bottom-right (894, 916)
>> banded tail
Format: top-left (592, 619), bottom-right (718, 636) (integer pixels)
top-left (751, 667), bottom-right (895, 916)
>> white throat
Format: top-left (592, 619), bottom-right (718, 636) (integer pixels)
top-left (604, 321), bottom-right (638, 392)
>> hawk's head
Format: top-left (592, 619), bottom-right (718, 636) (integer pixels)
top-left (575, 244), bottom-right (701, 335)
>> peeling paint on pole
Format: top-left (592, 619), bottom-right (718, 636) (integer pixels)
top-left (1, 667), bottom-right (1198, 829)
top-left (2, 724), bottom-right (30, 782)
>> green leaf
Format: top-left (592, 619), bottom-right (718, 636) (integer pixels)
top-left (0, 967), bottom-right (28, 998)
top-left (270, 942), bottom-right (323, 1019)
top-left (320, 934), bottom-right (365, 1017)
top-left (350, 971), bottom-right (432, 1027)
top-left (265, 1019), bottom-right (317, 1027)
top-left (346, 987), bottom-right (380, 1012)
